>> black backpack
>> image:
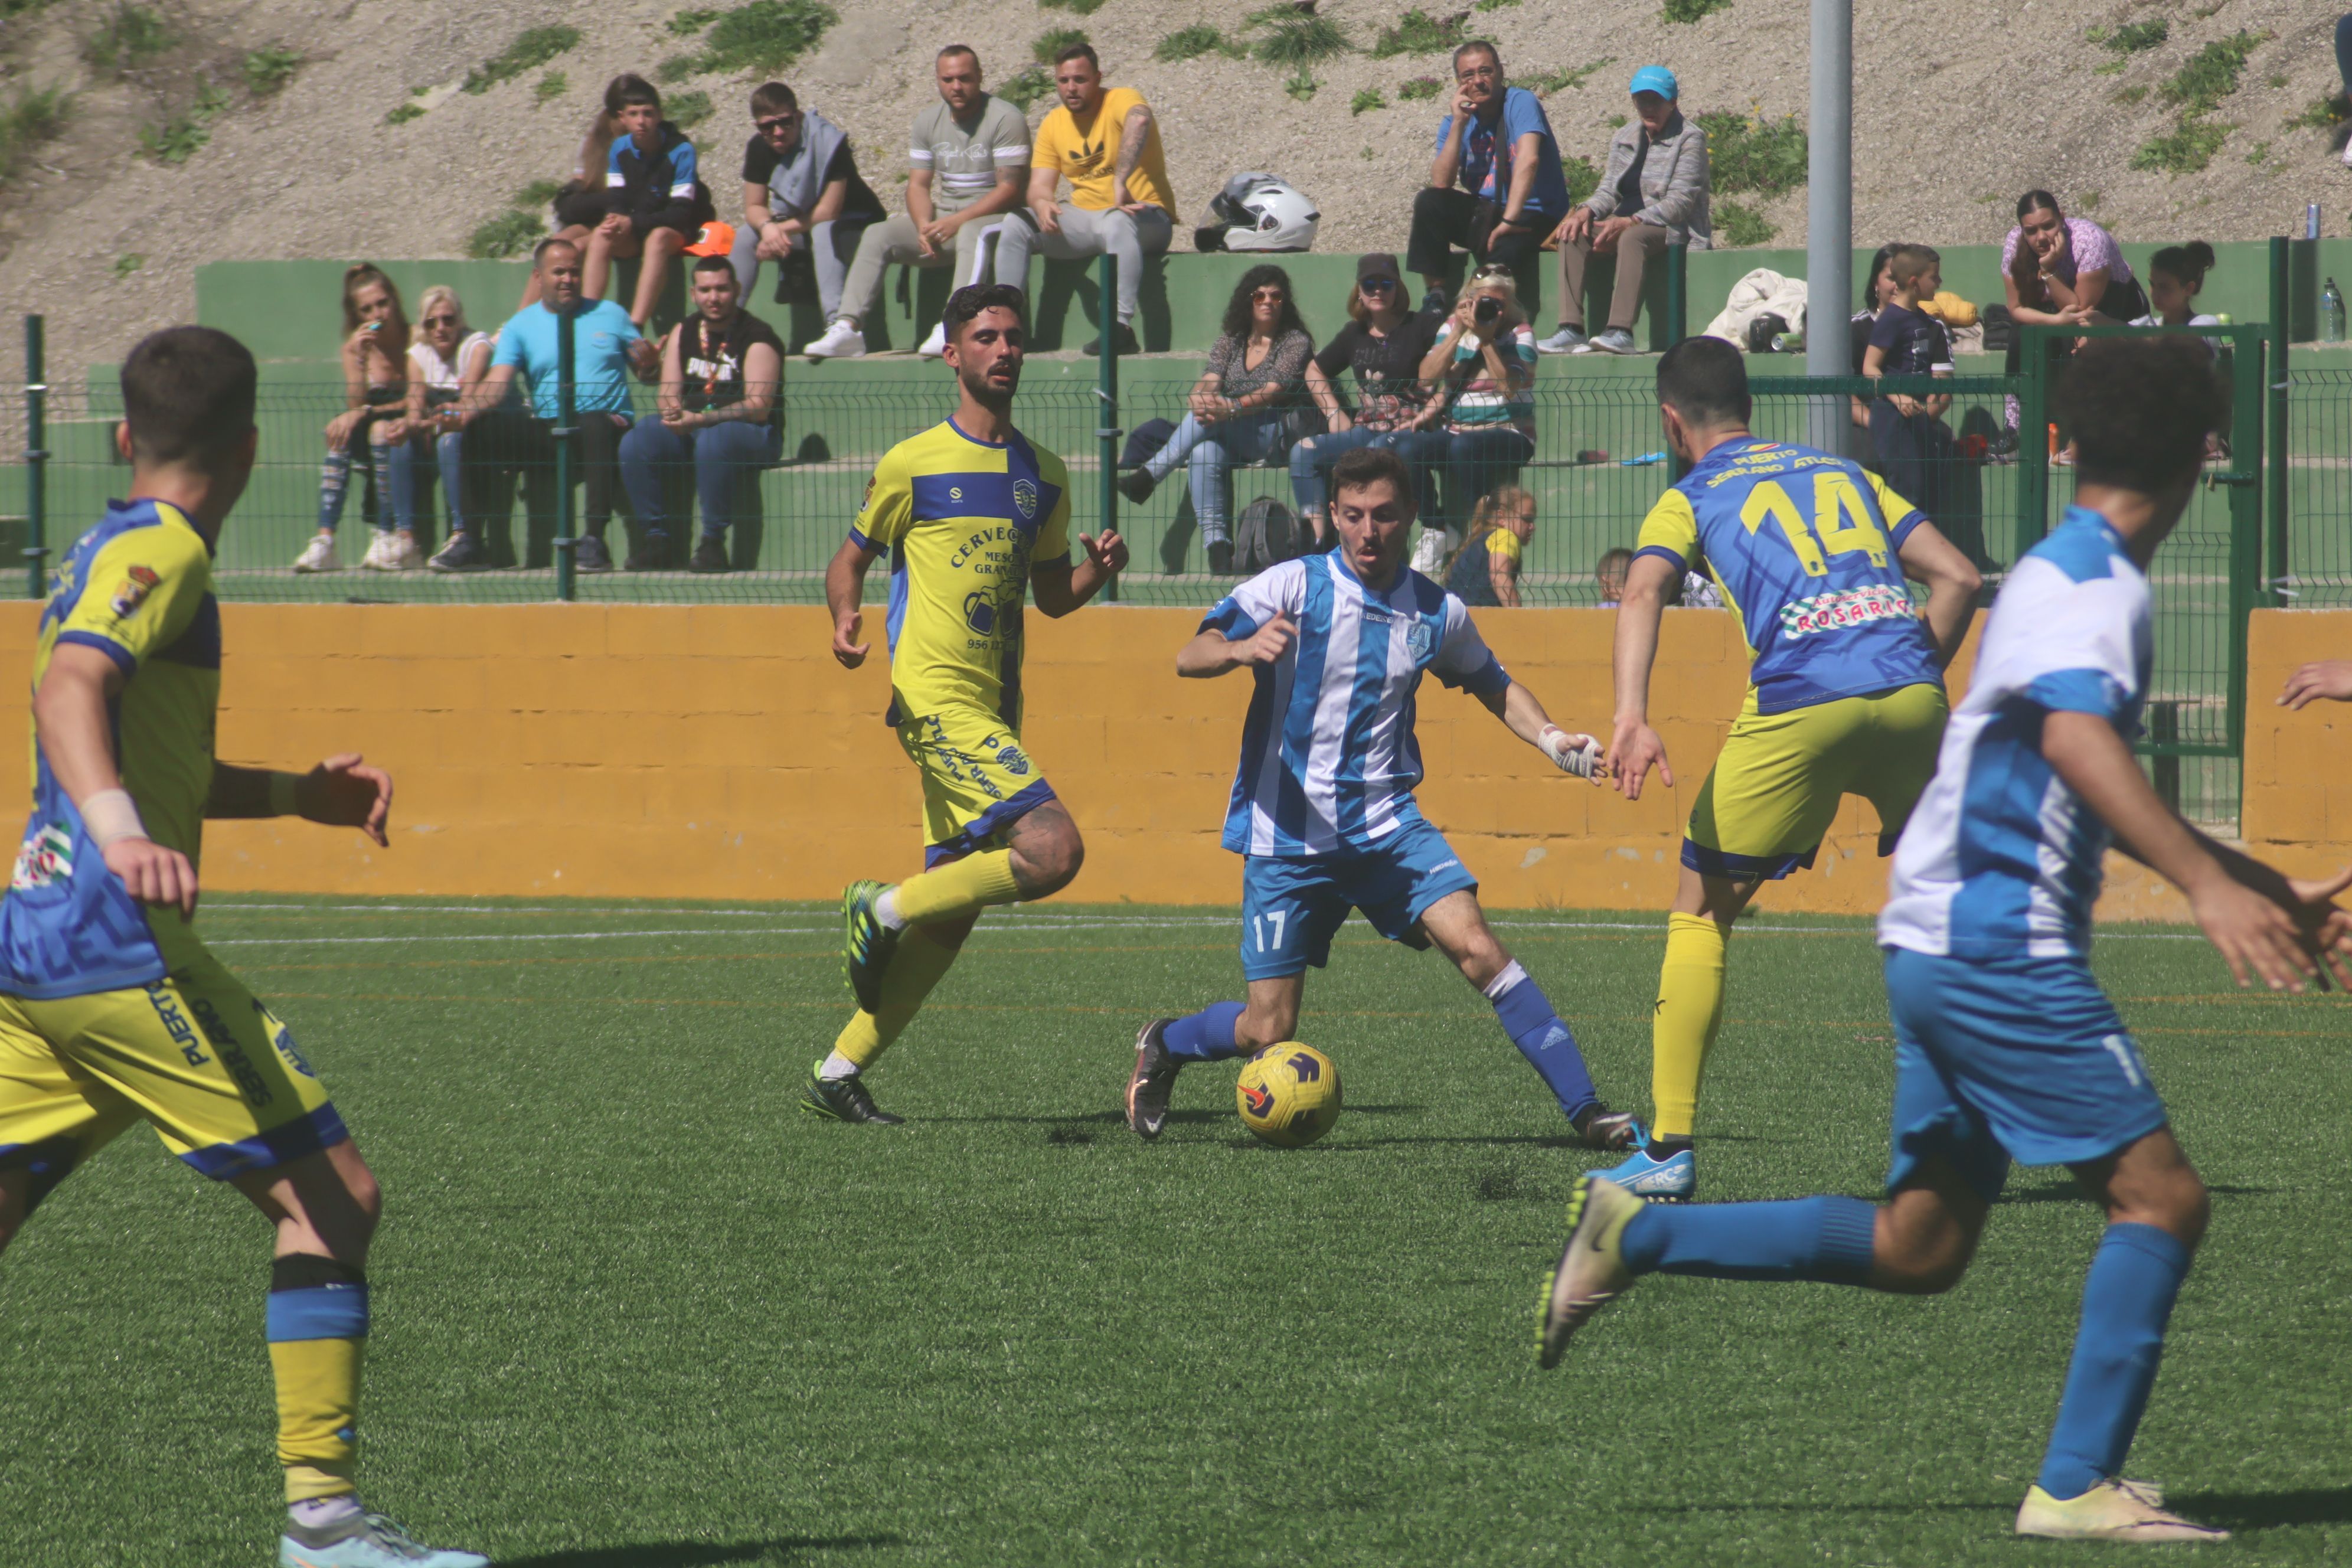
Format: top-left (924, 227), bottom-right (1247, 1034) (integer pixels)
top-left (1234, 496), bottom-right (1310, 576)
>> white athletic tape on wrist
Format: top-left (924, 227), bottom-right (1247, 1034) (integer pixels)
top-left (268, 771), bottom-right (302, 818)
top-left (80, 788), bottom-right (148, 847)
top-left (1538, 726), bottom-right (1602, 779)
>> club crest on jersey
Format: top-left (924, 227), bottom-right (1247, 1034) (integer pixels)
top-left (1405, 619), bottom-right (1435, 661)
top-left (1012, 478), bottom-right (1038, 522)
top-left (991, 739), bottom-right (1031, 776)
top-left (110, 565), bottom-right (161, 619)
top-left (9, 824), bottom-right (71, 890)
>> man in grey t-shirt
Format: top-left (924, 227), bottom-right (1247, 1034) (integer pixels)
top-left (803, 45), bottom-right (1031, 360)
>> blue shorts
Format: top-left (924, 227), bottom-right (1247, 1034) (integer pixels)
top-left (1239, 820), bottom-right (1479, 981)
top-left (1883, 946), bottom-right (2170, 1202)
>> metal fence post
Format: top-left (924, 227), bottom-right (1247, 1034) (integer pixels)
top-left (1665, 241), bottom-right (1687, 349)
top-left (2267, 235), bottom-right (2291, 606)
top-left (553, 304), bottom-right (576, 602)
top-left (1096, 251), bottom-right (1120, 602)
top-left (2015, 325), bottom-right (2050, 549)
top-left (22, 314), bottom-right (47, 599)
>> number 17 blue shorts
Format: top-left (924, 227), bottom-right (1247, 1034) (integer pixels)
top-left (1239, 819), bottom-right (1479, 981)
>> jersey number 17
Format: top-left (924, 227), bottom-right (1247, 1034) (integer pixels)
top-left (1739, 471), bottom-right (1889, 576)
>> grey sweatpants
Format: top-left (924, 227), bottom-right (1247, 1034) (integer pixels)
top-left (834, 208), bottom-right (1008, 328)
top-left (993, 204), bottom-right (1171, 325)
top-left (729, 217), bottom-right (876, 322)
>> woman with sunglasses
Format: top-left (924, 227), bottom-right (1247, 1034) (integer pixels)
top-left (396, 288), bottom-right (496, 573)
top-left (1394, 263), bottom-right (1538, 572)
top-left (1117, 265), bottom-right (1324, 575)
top-left (1286, 253), bottom-right (1443, 542)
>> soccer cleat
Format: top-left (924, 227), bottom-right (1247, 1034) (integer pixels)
top-left (292, 533), bottom-right (341, 574)
top-left (841, 878), bottom-right (899, 1014)
top-left (428, 533), bottom-right (488, 573)
top-left (277, 1511), bottom-right (489, 1567)
top-left (1586, 326), bottom-right (1641, 355)
top-left (688, 535), bottom-right (731, 574)
top-left (1536, 1173), bottom-right (1646, 1368)
top-left (2014, 1478), bottom-right (2227, 1543)
top-left (572, 535), bottom-right (614, 573)
top-left (1572, 1107), bottom-right (1644, 1152)
top-left (805, 319), bottom-right (867, 358)
top-left (1125, 1018), bottom-right (1182, 1139)
top-left (799, 1061), bottom-right (903, 1125)
top-left (1535, 325), bottom-right (1589, 355)
top-left (917, 322), bottom-right (948, 358)
top-left (623, 535), bottom-right (672, 572)
top-left (1595, 1145), bottom-right (1695, 1200)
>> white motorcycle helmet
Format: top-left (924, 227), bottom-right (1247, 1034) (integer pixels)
top-left (1194, 173), bottom-right (1319, 253)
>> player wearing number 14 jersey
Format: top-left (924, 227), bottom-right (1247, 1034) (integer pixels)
top-left (1600, 338), bottom-right (1982, 1199)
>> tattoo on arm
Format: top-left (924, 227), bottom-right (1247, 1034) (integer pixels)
top-left (1116, 106), bottom-right (1148, 188)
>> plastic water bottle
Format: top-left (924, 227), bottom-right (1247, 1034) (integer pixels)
top-left (2325, 278), bottom-right (2346, 345)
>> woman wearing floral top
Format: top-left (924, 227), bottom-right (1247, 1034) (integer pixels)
top-left (2001, 190), bottom-right (2147, 431)
top-left (1119, 264), bottom-right (1328, 574)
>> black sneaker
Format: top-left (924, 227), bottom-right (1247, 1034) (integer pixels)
top-left (1116, 466), bottom-right (1156, 505)
top-left (800, 1063), bottom-right (904, 1125)
top-left (1206, 541), bottom-right (1235, 576)
top-left (1125, 1018), bottom-right (1182, 1140)
top-left (573, 534), bottom-right (615, 573)
top-left (841, 878), bottom-right (899, 1014)
top-left (1081, 322), bottom-right (1141, 356)
top-left (1571, 1105), bottom-right (1644, 1152)
top-left (623, 534), bottom-right (672, 572)
top-left (688, 535), bottom-right (731, 574)
top-left (427, 533), bottom-right (488, 573)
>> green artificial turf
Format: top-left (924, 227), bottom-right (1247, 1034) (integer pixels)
top-left (0, 896), bottom-right (2345, 1566)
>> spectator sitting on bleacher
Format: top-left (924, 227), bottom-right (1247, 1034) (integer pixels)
top-left (729, 81), bottom-right (888, 333)
top-left (1289, 251), bottom-right (1443, 533)
top-left (462, 237), bottom-right (659, 576)
top-left (994, 44), bottom-right (1175, 358)
top-left (2001, 190), bottom-right (2146, 436)
top-left (1408, 41), bottom-right (1572, 318)
top-left (802, 45), bottom-right (1030, 361)
top-left (1848, 244), bottom-right (1900, 430)
top-left (1395, 264), bottom-right (1538, 574)
top-left (1444, 485), bottom-right (1536, 607)
top-left (1861, 245), bottom-right (1956, 520)
top-left (519, 102), bottom-right (629, 313)
top-left (618, 256), bottom-right (785, 574)
top-left (391, 286), bottom-right (493, 574)
top-left (293, 264), bottom-right (414, 575)
top-left (581, 74), bottom-right (713, 330)
top-left (1116, 265), bottom-right (1321, 576)
top-left (2131, 242), bottom-right (2222, 355)
top-left (1541, 65), bottom-right (1710, 357)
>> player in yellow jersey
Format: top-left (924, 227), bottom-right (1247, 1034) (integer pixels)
top-left (1599, 337), bottom-right (1982, 1200)
top-left (811, 283), bottom-right (1127, 1123)
top-left (0, 329), bottom-right (484, 1567)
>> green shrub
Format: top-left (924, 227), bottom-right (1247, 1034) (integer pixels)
top-left (1034, 28), bottom-right (1089, 66)
top-left (668, 90), bottom-right (713, 129)
top-left (462, 25), bottom-right (582, 95)
top-left (1155, 26), bottom-right (1246, 63)
top-left (1715, 199), bottom-right (1773, 246)
top-left (1040, 0), bottom-right (1108, 12)
top-left (242, 45), bottom-right (302, 97)
top-left (1255, 16), bottom-right (1351, 67)
top-left (998, 66), bottom-right (1054, 109)
top-left (1371, 9), bottom-right (1464, 59)
top-left (2158, 30), bottom-right (2263, 116)
top-left (667, 8), bottom-right (724, 34)
top-left (2131, 119), bottom-right (2228, 175)
top-left (1694, 110), bottom-right (1807, 199)
top-left (517, 179), bottom-right (566, 208)
top-left (2286, 95), bottom-right (2349, 132)
top-left (1474, 0), bottom-right (1520, 9)
top-left (386, 102), bottom-right (425, 126)
top-left (138, 116), bottom-right (208, 165)
top-left (87, 4), bottom-right (171, 72)
top-left (533, 71), bottom-right (567, 107)
top-left (1398, 76), bottom-right (1442, 101)
top-left (657, 54), bottom-right (701, 84)
top-left (1284, 68), bottom-right (1319, 103)
top-left (2099, 19), bottom-right (2167, 53)
top-left (1562, 153), bottom-right (1599, 205)
top-left (468, 209), bottom-right (547, 260)
top-left (694, 1), bottom-right (838, 75)
top-left (1662, 0), bottom-right (1733, 22)
top-left (1351, 88), bottom-right (1387, 116)
top-left (113, 253), bottom-right (143, 279)
top-left (1524, 58), bottom-right (1614, 95)
top-left (0, 85), bottom-right (68, 185)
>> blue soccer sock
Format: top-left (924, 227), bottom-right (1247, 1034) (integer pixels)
top-left (2035, 1223), bottom-right (2192, 1501)
top-left (1163, 1001), bottom-right (1247, 1063)
top-left (1619, 1196), bottom-right (1879, 1285)
top-left (1485, 962), bottom-right (1599, 1124)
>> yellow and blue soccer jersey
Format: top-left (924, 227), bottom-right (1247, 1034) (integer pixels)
top-left (850, 417), bottom-right (1072, 727)
top-left (2, 499), bottom-right (220, 998)
top-left (1636, 437), bottom-right (1941, 713)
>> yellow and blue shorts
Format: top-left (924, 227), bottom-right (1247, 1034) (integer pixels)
top-left (0, 943), bottom-right (344, 1211)
top-left (1684, 680), bottom-right (1948, 881)
top-left (897, 702), bottom-right (1058, 868)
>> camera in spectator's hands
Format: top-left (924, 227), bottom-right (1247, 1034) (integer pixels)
top-left (1475, 296), bottom-right (1501, 325)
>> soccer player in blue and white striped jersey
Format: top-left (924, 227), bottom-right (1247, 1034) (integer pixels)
top-left (1536, 337), bottom-right (2352, 1543)
top-left (1123, 447), bottom-right (1641, 1149)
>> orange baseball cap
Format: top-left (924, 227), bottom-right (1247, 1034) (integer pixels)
top-left (684, 221), bottom-right (736, 257)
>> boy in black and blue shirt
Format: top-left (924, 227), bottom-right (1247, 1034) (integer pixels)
top-left (1861, 245), bottom-right (1956, 519)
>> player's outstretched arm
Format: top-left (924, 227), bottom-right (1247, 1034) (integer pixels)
top-left (32, 642), bottom-right (197, 917)
top-left (2279, 659), bottom-right (2352, 710)
top-left (1032, 528), bottom-right (1129, 618)
top-left (209, 757), bottom-right (393, 847)
top-left (827, 534), bottom-right (883, 668)
top-left (1177, 613), bottom-right (1295, 678)
top-left (1894, 518), bottom-right (1983, 668)
top-left (2042, 710), bottom-right (2329, 992)
top-left (1605, 553), bottom-right (1678, 800)
top-left (1476, 681), bottom-right (1604, 783)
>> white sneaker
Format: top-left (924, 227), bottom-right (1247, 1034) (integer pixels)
top-left (391, 531), bottom-right (426, 570)
top-left (359, 531), bottom-right (404, 571)
top-left (292, 533), bottom-right (340, 573)
top-left (917, 322), bottom-right (947, 358)
top-left (804, 320), bottom-right (866, 359)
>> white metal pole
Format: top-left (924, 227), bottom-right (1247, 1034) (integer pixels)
top-left (1805, 0), bottom-right (1852, 452)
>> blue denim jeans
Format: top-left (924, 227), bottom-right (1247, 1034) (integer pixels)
top-left (619, 416), bottom-right (784, 540)
top-left (386, 429), bottom-right (466, 537)
top-left (1380, 426), bottom-right (1533, 525)
top-left (1290, 424), bottom-right (1440, 522)
top-left (1142, 410), bottom-right (1291, 545)
top-left (316, 413), bottom-right (394, 534)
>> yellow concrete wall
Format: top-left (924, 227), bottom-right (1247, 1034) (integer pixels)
top-left (0, 603), bottom-right (2339, 914)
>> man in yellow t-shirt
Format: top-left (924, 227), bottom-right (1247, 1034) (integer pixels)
top-left (993, 42), bottom-right (1174, 355)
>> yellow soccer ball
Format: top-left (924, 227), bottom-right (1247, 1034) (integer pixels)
top-left (1236, 1043), bottom-right (1342, 1148)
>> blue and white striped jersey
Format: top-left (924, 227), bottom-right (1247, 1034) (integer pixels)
top-left (1879, 507), bottom-right (2151, 960)
top-left (1201, 552), bottom-right (1511, 858)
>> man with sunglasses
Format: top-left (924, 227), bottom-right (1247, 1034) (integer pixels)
top-left (728, 81), bottom-right (887, 331)
top-left (1409, 40), bottom-right (1572, 316)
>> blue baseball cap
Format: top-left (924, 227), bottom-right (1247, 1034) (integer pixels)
top-left (1628, 65), bottom-right (1678, 100)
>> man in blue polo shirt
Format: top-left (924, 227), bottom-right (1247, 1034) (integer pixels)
top-left (1406, 39), bottom-right (1572, 313)
top-left (450, 237), bottom-right (658, 574)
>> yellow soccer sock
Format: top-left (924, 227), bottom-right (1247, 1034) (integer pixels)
top-left (1651, 911), bottom-right (1730, 1141)
top-left (891, 849), bottom-right (1021, 927)
top-left (832, 925), bottom-right (963, 1073)
top-left (267, 1255), bottom-right (367, 1504)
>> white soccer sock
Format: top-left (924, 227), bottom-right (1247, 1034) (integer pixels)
top-left (874, 887), bottom-right (907, 932)
top-left (289, 1494), bottom-right (363, 1529)
top-left (1481, 960), bottom-right (1529, 1002)
top-left (819, 1050), bottom-right (861, 1081)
